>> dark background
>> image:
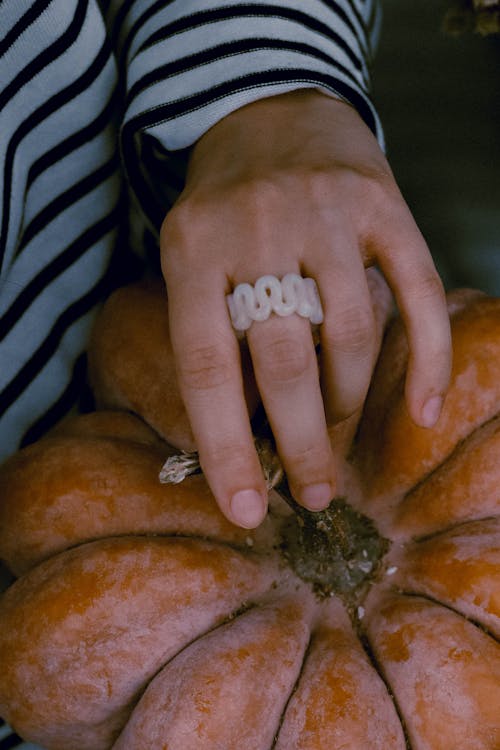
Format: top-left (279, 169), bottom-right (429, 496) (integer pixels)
top-left (373, 0), bottom-right (500, 294)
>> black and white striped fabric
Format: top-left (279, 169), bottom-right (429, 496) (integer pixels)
top-left (0, 1), bottom-right (381, 738)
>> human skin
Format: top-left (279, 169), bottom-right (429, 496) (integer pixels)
top-left (160, 90), bottom-right (452, 529)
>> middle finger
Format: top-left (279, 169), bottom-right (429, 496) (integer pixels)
top-left (247, 312), bottom-right (335, 510)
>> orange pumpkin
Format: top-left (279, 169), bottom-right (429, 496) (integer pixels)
top-left (0, 283), bottom-right (499, 750)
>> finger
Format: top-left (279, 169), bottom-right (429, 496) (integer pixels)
top-left (167, 273), bottom-right (268, 529)
top-left (311, 245), bottom-right (378, 423)
top-left (321, 269), bottom-right (393, 495)
top-left (375, 216), bottom-right (452, 428)
top-left (247, 313), bottom-right (335, 511)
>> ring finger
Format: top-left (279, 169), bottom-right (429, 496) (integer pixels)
top-left (312, 244), bottom-right (377, 424)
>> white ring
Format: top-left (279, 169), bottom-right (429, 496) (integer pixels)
top-left (226, 273), bottom-right (324, 332)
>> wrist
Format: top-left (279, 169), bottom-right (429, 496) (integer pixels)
top-left (185, 90), bottom-right (375, 192)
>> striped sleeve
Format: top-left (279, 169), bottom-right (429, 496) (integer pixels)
top-left (0, 0), bottom-right (121, 460)
top-left (104, 0), bottom-right (383, 231)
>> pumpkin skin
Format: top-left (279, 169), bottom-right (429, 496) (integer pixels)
top-left (0, 287), bottom-right (499, 750)
top-left (86, 278), bottom-right (262, 453)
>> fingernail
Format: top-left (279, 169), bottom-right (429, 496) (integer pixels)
top-left (230, 489), bottom-right (266, 528)
top-left (421, 395), bottom-right (443, 428)
top-left (300, 482), bottom-right (333, 510)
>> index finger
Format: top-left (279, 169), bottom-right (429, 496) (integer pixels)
top-left (166, 273), bottom-right (268, 529)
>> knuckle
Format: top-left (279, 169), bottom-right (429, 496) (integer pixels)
top-left (255, 337), bottom-right (313, 384)
top-left (328, 162), bottom-right (396, 207)
top-left (177, 344), bottom-right (233, 392)
top-left (330, 395), bottom-right (365, 423)
top-left (160, 201), bottom-right (194, 244)
top-left (200, 439), bottom-right (263, 493)
top-left (411, 271), bottom-right (446, 304)
top-left (201, 438), bottom-right (254, 472)
top-left (291, 165), bottom-right (334, 198)
top-left (242, 175), bottom-right (283, 207)
top-left (329, 306), bottom-right (374, 355)
top-left (356, 173), bottom-right (402, 231)
top-left (160, 197), bottom-right (217, 267)
top-left (294, 442), bottom-right (329, 469)
top-left (285, 441), bottom-right (332, 480)
top-left (228, 176), bottom-right (287, 236)
top-left (356, 164), bottom-right (397, 199)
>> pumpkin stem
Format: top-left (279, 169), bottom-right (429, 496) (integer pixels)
top-left (276, 476), bottom-right (389, 610)
top-left (159, 438), bottom-right (389, 613)
top-left (159, 451), bottom-right (202, 484)
top-left (159, 436), bottom-right (283, 489)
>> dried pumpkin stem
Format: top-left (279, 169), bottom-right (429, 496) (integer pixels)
top-left (158, 436), bottom-right (283, 490)
top-left (159, 451), bottom-right (202, 484)
top-left (276, 476), bottom-right (389, 607)
top-left (159, 440), bottom-right (390, 609)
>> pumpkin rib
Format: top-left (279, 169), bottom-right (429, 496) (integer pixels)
top-left (0, 536), bottom-right (282, 750)
top-left (392, 413), bottom-right (500, 540)
top-left (357, 296), bottom-right (500, 503)
top-left (384, 590), bottom-right (500, 647)
top-left (399, 411), bottom-right (500, 503)
top-left (6, 530), bottom-right (267, 581)
top-left (47, 410), bottom-right (167, 447)
top-left (271, 631), bottom-right (314, 748)
top-left (87, 281), bottom-right (194, 452)
top-left (112, 596), bottom-right (313, 750)
top-left (353, 628), bottom-right (413, 750)
top-left (364, 593), bottom-right (500, 750)
top-left (110, 600), bottom-right (262, 748)
top-left (411, 514), bottom-right (500, 545)
top-left (275, 601), bottom-right (407, 749)
top-left (0, 435), bottom-right (270, 576)
top-left (110, 597), bottom-right (293, 750)
top-left (355, 289), bottom-right (485, 471)
top-left (411, 513), bottom-right (499, 544)
top-left (357, 290), bottom-right (484, 465)
top-left (360, 412), bottom-right (500, 543)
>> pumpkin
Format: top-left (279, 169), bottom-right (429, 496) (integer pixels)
top-left (0, 282), bottom-right (499, 750)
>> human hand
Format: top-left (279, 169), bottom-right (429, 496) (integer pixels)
top-left (160, 90), bottom-right (452, 529)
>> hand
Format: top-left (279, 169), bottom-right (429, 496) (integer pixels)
top-left (160, 90), bottom-right (452, 529)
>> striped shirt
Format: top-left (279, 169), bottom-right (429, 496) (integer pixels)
top-left (0, 2), bottom-right (382, 744)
